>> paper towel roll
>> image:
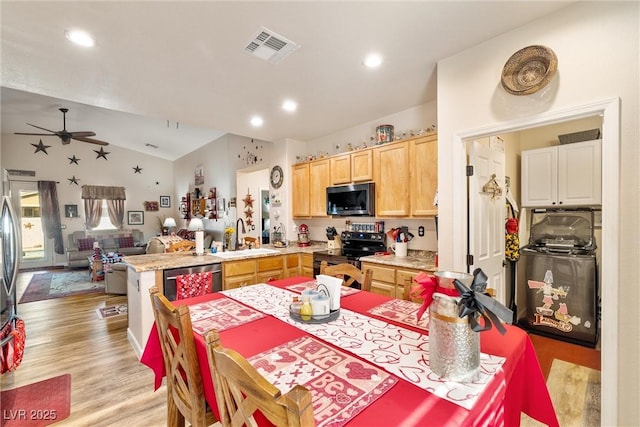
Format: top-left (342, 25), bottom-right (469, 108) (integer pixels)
top-left (195, 230), bottom-right (204, 255)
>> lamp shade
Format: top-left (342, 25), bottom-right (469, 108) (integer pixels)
top-left (188, 218), bottom-right (204, 231)
top-left (163, 217), bottom-right (177, 228)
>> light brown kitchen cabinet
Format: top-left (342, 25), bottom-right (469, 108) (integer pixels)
top-left (256, 256), bottom-right (285, 283)
top-left (301, 253), bottom-right (314, 277)
top-left (373, 141), bottom-right (410, 216)
top-left (292, 163), bottom-right (310, 217)
top-left (362, 262), bottom-right (397, 298)
top-left (409, 134), bottom-right (438, 216)
top-left (362, 262), bottom-right (433, 299)
top-left (222, 259), bottom-right (256, 290)
top-left (223, 255), bottom-right (287, 289)
top-left (292, 159), bottom-right (330, 218)
top-left (330, 150), bottom-right (373, 184)
top-left (284, 253), bottom-right (300, 277)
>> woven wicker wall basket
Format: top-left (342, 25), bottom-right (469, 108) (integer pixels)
top-left (501, 45), bottom-right (558, 95)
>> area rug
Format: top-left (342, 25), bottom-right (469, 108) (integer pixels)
top-left (19, 271), bottom-right (104, 303)
top-left (0, 374), bottom-right (71, 427)
top-left (96, 304), bottom-right (128, 319)
top-left (521, 358), bottom-right (600, 427)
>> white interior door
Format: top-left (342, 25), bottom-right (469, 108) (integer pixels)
top-left (468, 137), bottom-right (506, 303)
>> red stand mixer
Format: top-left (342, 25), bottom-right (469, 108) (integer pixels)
top-left (297, 223), bottom-right (311, 247)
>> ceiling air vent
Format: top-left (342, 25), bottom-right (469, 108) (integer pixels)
top-left (244, 27), bottom-right (300, 64)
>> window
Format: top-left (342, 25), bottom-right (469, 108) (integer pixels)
top-left (93, 200), bottom-right (116, 231)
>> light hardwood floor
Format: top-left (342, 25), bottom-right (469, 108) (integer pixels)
top-left (1, 270), bottom-right (168, 426)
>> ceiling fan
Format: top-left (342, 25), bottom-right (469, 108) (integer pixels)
top-left (15, 107), bottom-right (109, 146)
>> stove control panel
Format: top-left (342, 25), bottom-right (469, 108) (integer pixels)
top-left (341, 231), bottom-right (385, 242)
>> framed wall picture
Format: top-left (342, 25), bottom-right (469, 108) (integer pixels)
top-left (64, 204), bottom-right (78, 218)
top-left (144, 201), bottom-right (159, 211)
top-left (195, 164), bottom-right (204, 185)
top-left (160, 196), bottom-right (171, 208)
top-left (128, 211), bottom-right (144, 225)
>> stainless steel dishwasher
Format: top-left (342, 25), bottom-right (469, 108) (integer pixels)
top-left (162, 263), bottom-right (222, 301)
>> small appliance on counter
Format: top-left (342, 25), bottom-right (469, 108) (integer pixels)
top-left (297, 223), bottom-right (311, 247)
top-left (326, 226), bottom-right (341, 250)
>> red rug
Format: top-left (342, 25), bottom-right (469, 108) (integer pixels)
top-left (0, 374), bottom-right (71, 426)
top-left (19, 271), bottom-right (104, 303)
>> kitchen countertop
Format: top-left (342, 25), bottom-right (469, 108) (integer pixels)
top-left (123, 243), bottom-right (322, 272)
top-left (359, 251), bottom-right (437, 271)
top-left (124, 243), bottom-right (437, 273)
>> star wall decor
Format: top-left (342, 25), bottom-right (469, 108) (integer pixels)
top-left (94, 147), bottom-right (110, 160)
top-left (68, 155), bottom-right (80, 165)
top-left (24, 222), bottom-right (33, 230)
top-left (68, 176), bottom-right (79, 185)
top-left (133, 165), bottom-right (142, 173)
top-left (31, 139), bottom-right (51, 154)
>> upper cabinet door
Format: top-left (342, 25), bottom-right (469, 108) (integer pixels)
top-left (409, 134), bottom-right (438, 216)
top-left (350, 149), bottom-right (373, 182)
top-left (522, 146), bottom-right (558, 207)
top-left (330, 154), bottom-right (351, 185)
top-left (374, 141), bottom-right (410, 216)
top-left (291, 163), bottom-right (310, 217)
top-left (558, 139), bottom-right (601, 206)
top-left (309, 159), bottom-right (330, 217)
top-left (521, 139), bottom-right (601, 207)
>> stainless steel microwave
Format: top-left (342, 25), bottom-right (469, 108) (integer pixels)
top-left (326, 182), bottom-right (375, 216)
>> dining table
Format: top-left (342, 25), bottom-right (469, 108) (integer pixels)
top-left (140, 276), bottom-right (559, 427)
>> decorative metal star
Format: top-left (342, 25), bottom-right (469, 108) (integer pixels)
top-left (24, 222), bottom-right (33, 230)
top-left (68, 155), bottom-right (80, 165)
top-left (68, 176), bottom-right (79, 185)
top-left (31, 139), bottom-right (51, 154)
top-left (94, 147), bottom-right (110, 160)
top-left (133, 165), bottom-right (142, 174)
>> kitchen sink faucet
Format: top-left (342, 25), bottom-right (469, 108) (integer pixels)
top-left (235, 217), bottom-right (247, 250)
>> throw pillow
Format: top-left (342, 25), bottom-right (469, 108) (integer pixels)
top-left (118, 235), bottom-right (135, 248)
top-left (77, 237), bottom-right (95, 251)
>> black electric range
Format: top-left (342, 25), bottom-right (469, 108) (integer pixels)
top-left (312, 231), bottom-right (386, 276)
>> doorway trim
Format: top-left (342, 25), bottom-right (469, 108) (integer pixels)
top-left (452, 97), bottom-right (619, 425)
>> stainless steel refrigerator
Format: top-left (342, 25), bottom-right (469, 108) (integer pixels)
top-left (518, 208), bottom-right (599, 348)
top-left (1, 170), bottom-right (23, 373)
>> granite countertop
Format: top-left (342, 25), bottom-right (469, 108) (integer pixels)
top-left (359, 251), bottom-right (437, 271)
top-left (123, 243), bottom-right (322, 272)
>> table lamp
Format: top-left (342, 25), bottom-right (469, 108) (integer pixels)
top-left (188, 217), bottom-right (205, 255)
top-left (163, 217), bottom-right (177, 236)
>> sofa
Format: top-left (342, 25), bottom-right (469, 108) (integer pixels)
top-left (66, 229), bottom-right (146, 268)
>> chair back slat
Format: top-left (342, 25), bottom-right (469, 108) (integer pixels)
top-left (205, 330), bottom-right (315, 427)
top-left (149, 286), bottom-right (215, 427)
top-left (320, 261), bottom-right (373, 291)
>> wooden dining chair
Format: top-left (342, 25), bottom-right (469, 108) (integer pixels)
top-left (320, 260), bottom-right (373, 291)
top-left (149, 286), bottom-right (217, 427)
top-left (204, 330), bottom-right (315, 427)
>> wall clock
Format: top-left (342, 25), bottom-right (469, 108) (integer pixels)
top-left (270, 165), bottom-right (284, 189)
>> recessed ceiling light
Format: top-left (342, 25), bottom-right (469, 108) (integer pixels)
top-left (250, 116), bottom-right (264, 127)
top-left (282, 100), bottom-right (297, 112)
top-left (65, 29), bottom-right (95, 47)
top-left (363, 53), bottom-right (383, 68)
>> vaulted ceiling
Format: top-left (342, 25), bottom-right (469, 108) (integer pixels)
top-left (1, 1), bottom-right (574, 160)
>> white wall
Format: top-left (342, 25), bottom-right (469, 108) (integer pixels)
top-left (437, 2), bottom-right (639, 424)
top-left (1, 133), bottom-right (174, 264)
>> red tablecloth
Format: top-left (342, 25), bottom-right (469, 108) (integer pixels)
top-left (141, 276), bottom-right (558, 427)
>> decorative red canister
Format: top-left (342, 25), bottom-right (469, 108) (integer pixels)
top-left (376, 124), bottom-right (394, 143)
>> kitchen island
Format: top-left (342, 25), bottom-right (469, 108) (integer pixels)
top-left (122, 244), bottom-right (321, 357)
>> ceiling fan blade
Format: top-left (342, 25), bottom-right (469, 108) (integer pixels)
top-left (26, 123), bottom-right (57, 133)
top-left (69, 131), bottom-right (97, 138)
top-left (72, 135), bottom-right (109, 146)
top-left (15, 132), bottom-right (55, 136)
